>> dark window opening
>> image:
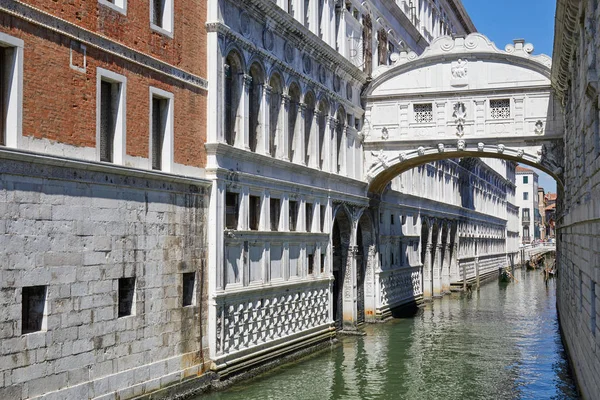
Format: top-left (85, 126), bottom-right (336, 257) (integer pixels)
top-left (270, 198), bottom-right (281, 231)
top-left (118, 277), bottom-right (135, 317)
top-left (100, 80), bottom-right (116, 162)
top-left (182, 272), bottom-right (195, 307)
top-left (320, 205), bottom-right (326, 232)
top-left (308, 254), bottom-right (315, 275)
top-left (151, 97), bottom-right (168, 170)
top-left (22, 286), bottom-right (46, 334)
top-left (391, 214), bottom-right (395, 225)
top-left (320, 253), bottom-right (326, 273)
top-left (249, 195), bottom-right (261, 231)
top-left (225, 192), bottom-right (239, 230)
top-left (289, 200), bottom-right (298, 231)
top-left (305, 203), bottom-right (313, 232)
top-left (152, 0), bottom-right (165, 27)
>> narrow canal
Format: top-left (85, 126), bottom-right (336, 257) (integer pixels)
top-left (199, 268), bottom-right (579, 400)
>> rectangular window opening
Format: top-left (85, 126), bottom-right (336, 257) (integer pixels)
top-left (523, 192), bottom-right (529, 201)
top-left (414, 103), bottom-right (433, 123)
top-left (320, 205), bottom-right (326, 232)
top-left (225, 192), bottom-right (239, 230)
top-left (523, 176), bottom-right (529, 184)
top-left (305, 203), bottom-right (313, 232)
top-left (320, 252), bottom-right (326, 274)
top-left (249, 195), bottom-right (261, 231)
top-left (391, 214), bottom-right (395, 225)
top-left (182, 272), bottom-right (195, 307)
top-left (151, 96), bottom-right (168, 170)
top-left (490, 99), bottom-right (510, 119)
top-left (289, 200), bottom-right (298, 231)
top-left (100, 79), bottom-right (118, 162)
top-left (21, 286), bottom-right (46, 334)
top-left (270, 198), bottom-right (281, 231)
top-left (151, 0), bottom-right (173, 33)
top-left (308, 253), bottom-right (315, 275)
top-left (118, 277), bottom-right (136, 317)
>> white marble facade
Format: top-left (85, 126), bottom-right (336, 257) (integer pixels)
top-left (205, 0), bottom-right (521, 373)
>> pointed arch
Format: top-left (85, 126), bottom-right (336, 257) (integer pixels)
top-left (288, 82), bottom-right (302, 163)
top-left (224, 50), bottom-right (244, 146)
top-left (248, 61), bottom-right (265, 153)
top-left (268, 73), bottom-right (284, 158)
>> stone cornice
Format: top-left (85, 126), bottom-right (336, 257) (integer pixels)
top-left (551, 0), bottom-right (580, 101)
top-left (206, 21), bottom-right (363, 116)
top-left (0, 147), bottom-right (211, 189)
top-left (219, 0), bottom-right (368, 86)
top-left (1, 0), bottom-right (208, 90)
top-left (205, 143), bottom-right (369, 200)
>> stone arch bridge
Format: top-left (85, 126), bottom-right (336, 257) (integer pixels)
top-left (334, 33), bottom-right (564, 326)
top-left (362, 33), bottom-right (564, 194)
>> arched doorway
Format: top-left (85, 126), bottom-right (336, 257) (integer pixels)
top-left (332, 206), bottom-right (351, 330)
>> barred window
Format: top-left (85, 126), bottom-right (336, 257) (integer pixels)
top-left (414, 103), bottom-right (433, 123)
top-left (490, 99), bottom-right (510, 119)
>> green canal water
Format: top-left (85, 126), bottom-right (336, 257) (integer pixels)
top-left (199, 269), bottom-right (579, 400)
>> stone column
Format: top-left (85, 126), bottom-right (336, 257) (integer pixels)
top-left (309, 111), bottom-right (320, 168)
top-left (259, 84), bottom-right (271, 155)
top-left (280, 93), bottom-right (290, 161)
top-left (343, 244), bottom-right (359, 329)
top-left (442, 224), bottom-right (451, 293)
top-left (294, 102), bottom-right (306, 165)
top-left (433, 222), bottom-right (443, 297)
top-left (237, 73), bottom-right (252, 150)
top-left (423, 221), bottom-right (434, 299)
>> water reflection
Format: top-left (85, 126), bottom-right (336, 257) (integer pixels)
top-left (199, 270), bottom-right (578, 400)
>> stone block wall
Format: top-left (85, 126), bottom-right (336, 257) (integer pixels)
top-left (554, 1), bottom-right (600, 398)
top-left (0, 150), bottom-right (210, 399)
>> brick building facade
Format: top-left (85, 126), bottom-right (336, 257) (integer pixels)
top-left (0, 1), bottom-right (211, 399)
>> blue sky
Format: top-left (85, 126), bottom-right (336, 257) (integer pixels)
top-left (461, 0), bottom-right (558, 193)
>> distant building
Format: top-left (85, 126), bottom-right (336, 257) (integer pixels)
top-left (515, 166), bottom-right (540, 243)
top-left (545, 193), bottom-right (557, 238)
top-left (538, 187), bottom-right (546, 240)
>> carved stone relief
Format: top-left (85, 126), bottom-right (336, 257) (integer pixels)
top-left (263, 28), bottom-right (274, 51)
top-left (284, 42), bottom-right (294, 63)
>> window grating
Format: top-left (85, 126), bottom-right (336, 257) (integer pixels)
top-left (490, 99), bottom-right (510, 119)
top-left (414, 103), bottom-right (433, 123)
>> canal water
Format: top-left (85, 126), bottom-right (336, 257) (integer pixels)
top-left (199, 269), bottom-right (579, 400)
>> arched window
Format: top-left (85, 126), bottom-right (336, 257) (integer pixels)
top-left (269, 74), bottom-right (283, 158)
top-left (318, 99), bottom-right (329, 170)
top-left (304, 92), bottom-right (316, 166)
top-left (288, 83), bottom-right (301, 162)
top-left (248, 63), bottom-right (264, 153)
top-left (224, 52), bottom-right (243, 146)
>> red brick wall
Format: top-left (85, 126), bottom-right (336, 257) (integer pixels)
top-left (17, 0), bottom-right (206, 78)
top-left (0, 4), bottom-right (206, 168)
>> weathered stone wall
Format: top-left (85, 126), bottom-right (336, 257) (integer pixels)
top-left (0, 150), bottom-right (210, 399)
top-left (554, 1), bottom-right (600, 398)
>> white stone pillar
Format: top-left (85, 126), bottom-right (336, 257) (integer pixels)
top-left (294, 103), bottom-right (306, 164)
top-left (281, 93), bottom-right (290, 161)
top-left (423, 220), bottom-right (434, 299)
top-left (309, 111), bottom-right (320, 168)
top-left (256, 83), bottom-right (271, 155)
top-left (442, 224), bottom-right (451, 293)
top-left (433, 222), bottom-right (443, 297)
top-left (237, 73), bottom-right (252, 150)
